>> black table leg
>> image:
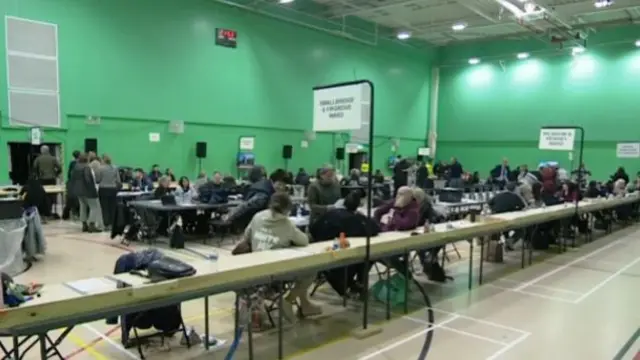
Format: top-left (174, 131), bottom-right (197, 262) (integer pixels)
top-left (478, 238), bottom-right (484, 286)
top-left (277, 281), bottom-right (284, 359)
top-left (468, 240), bottom-right (474, 290)
top-left (204, 296), bottom-right (210, 350)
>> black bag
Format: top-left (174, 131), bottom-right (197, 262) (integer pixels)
top-left (147, 257), bottom-right (196, 280)
top-left (169, 226), bottom-right (185, 249)
top-left (423, 261), bottom-right (452, 283)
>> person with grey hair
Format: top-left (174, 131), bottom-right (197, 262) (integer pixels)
top-left (33, 145), bottom-right (62, 216)
top-left (307, 164), bottom-right (341, 224)
top-left (69, 153), bottom-right (103, 232)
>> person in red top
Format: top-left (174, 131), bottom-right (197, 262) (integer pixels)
top-left (560, 181), bottom-right (579, 202)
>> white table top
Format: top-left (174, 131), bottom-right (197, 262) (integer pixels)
top-left (0, 193), bottom-right (637, 332)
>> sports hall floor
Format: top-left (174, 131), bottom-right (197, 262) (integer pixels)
top-left (5, 221), bottom-right (640, 360)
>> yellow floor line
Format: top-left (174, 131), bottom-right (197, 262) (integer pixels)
top-left (67, 333), bottom-right (109, 360)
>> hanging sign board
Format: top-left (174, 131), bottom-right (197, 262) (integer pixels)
top-left (616, 143), bottom-right (640, 158)
top-left (538, 128), bottom-right (575, 151)
top-left (239, 136), bottom-right (255, 150)
top-left (30, 127), bottom-right (42, 145)
top-left (313, 82), bottom-right (371, 132)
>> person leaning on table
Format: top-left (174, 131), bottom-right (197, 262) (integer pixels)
top-left (243, 191), bottom-right (322, 322)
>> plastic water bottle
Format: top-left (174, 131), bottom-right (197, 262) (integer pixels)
top-left (296, 205), bottom-right (302, 218)
top-left (207, 249), bottom-right (219, 272)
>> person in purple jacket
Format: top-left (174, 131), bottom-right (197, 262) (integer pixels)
top-left (374, 186), bottom-right (420, 232)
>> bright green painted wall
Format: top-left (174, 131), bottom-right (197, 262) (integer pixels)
top-left (436, 26), bottom-right (640, 179)
top-left (0, 0), bottom-right (433, 183)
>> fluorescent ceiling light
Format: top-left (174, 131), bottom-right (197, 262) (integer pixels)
top-left (278, 0), bottom-right (294, 3)
top-left (635, 40), bottom-right (640, 47)
top-left (469, 58), bottom-right (481, 65)
top-left (594, 0), bottom-right (613, 8)
top-left (452, 22), bottom-right (466, 31)
top-left (572, 46), bottom-right (586, 55)
top-left (396, 31), bottom-right (411, 40)
top-left (517, 52), bottom-right (530, 59)
top-left (524, 2), bottom-right (536, 13)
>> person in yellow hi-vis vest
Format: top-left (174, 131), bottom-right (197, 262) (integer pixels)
top-left (425, 159), bottom-right (434, 177)
top-left (360, 162), bottom-right (370, 174)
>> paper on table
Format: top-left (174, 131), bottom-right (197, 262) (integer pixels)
top-left (65, 277), bottom-right (118, 295)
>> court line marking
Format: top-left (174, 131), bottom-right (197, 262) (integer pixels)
top-left (496, 278), bottom-right (581, 295)
top-left (83, 324), bottom-right (140, 360)
top-left (573, 256), bottom-right (640, 304)
top-left (514, 240), bottom-right (623, 291)
top-left (67, 333), bottom-right (109, 360)
top-left (402, 316), bottom-right (509, 346)
top-left (487, 283), bottom-right (578, 304)
top-left (357, 315), bottom-right (460, 360)
top-left (429, 308), bottom-right (529, 335)
top-left (486, 332), bottom-right (531, 360)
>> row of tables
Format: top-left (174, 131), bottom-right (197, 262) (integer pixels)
top-left (0, 193), bottom-right (638, 359)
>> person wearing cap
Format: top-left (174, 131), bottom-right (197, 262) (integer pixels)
top-left (307, 165), bottom-right (341, 225)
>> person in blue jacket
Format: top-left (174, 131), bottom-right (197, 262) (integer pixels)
top-left (130, 168), bottom-right (153, 192)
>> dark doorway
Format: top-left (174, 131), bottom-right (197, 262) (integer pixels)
top-left (348, 151), bottom-right (368, 173)
top-left (8, 142), bottom-right (61, 185)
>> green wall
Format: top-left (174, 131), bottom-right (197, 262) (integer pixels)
top-left (436, 25), bottom-right (640, 179)
top-left (0, 0), bottom-right (433, 183)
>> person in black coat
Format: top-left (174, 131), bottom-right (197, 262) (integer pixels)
top-left (69, 153), bottom-right (102, 232)
top-left (309, 192), bottom-right (379, 298)
top-left (20, 174), bottom-right (50, 217)
top-left (392, 156), bottom-right (410, 197)
top-left (489, 183), bottom-right (527, 250)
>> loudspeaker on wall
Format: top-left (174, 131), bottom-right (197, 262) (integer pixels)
top-left (196, 142), bottom-right (207, 158)
top-left (282, 145), bottom-right (293, 159)
top-left (336, 147), bottom-right (345, 161)
top-left (84, 138), bottom-right (97, 153)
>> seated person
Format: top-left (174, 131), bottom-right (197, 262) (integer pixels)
top-left (165, 168), bottom-right (176, 182)
top-left (488, 183), bottom-right (527, 250)
top-left (517, 183), bottom-right (534, 205)
top-left (153, 176), bottom-right (171, 199)
top-left (308, 165), bottom-right (342, 225)
top-left (374, 186), bottom-right (420, 232)
top-left (412, 187), bottom-right (448, 277)
top-left (294, 168), bottom-right (310, 186)
top-left (373, 169), bottom-right (385, 184)
top-left (131, 168), bottom-right (153, 192)
top-left (518, 165), bottom-right (539, 187)
top-left (559, 181), bottom-right (580, 202)
top-left (244, 191), bottom-right (321, 321)
top-left (611, 167), bottom-right (629, 184)
top-left (341, 168), bottom-right (362, 187)
top-left (309, 192), bottom-right (380, 298)
top-left (198, 172), bottom-right (228, 204)
top-left (224, 168), bottom-right (287, 227)
top-left (149, 164), bottom-right (162, 182)
top-left (586, 181), bottom-right (604, 198)
top-left (174, 176), bottom-right (196, 203)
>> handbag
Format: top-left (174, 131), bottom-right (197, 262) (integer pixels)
top-left (147, 257), bottom-right (196, 280)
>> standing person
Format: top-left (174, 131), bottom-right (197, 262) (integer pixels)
top-left (448, 157), bottom-right (464, 188)
top-left (392, 155), bottom-right (410, 197)
top-left (69, 153), bottom-right (103, 232)
top-left (63, 150), bottom-right (81, 220)
top-left (33, 145), bottom-right (61, 216)
top-left (307, 165), bottom-right (341, 225)
top-left (98, 155), bottom-right (121, 228)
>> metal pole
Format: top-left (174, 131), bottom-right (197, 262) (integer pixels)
top-left (362, 80), bottom-right (375, 330)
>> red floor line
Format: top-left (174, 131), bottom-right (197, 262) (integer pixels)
top-left (64, 325), bottom-right (120, 359)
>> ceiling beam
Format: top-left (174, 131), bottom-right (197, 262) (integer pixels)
top-left (327, 0), bottom-right (434, 18)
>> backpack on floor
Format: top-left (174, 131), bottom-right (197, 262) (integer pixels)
top-left (423, 261), bottom-right (453, 283)
top-left (371, 273), bottom-right (408, 307)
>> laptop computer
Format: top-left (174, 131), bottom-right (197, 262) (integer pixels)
top-left (161, 195), bottom-right (177, 206)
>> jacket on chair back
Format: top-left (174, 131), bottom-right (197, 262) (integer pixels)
top-left (309, 208), bottom-right (380, 242)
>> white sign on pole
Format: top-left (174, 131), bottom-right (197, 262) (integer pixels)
top-left (538, 128), bottom-right (576, 151)
top-left (239, 137), bottom-right (255, 150)
top-left (418, 147), bottom-right (431, 156)
top-left (616, 143), bottom-right (640, 158)
top-left (30, 127), bottom-right (42, 145)
top-left (313, 83), bottom-right (371, 132)
top-left (149, 132), bottom-right (160, 142)
top-left (345, 143), bottom-right (360, 154)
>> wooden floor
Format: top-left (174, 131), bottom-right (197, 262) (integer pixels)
top-left (3, 220), bottom-right (640, 360)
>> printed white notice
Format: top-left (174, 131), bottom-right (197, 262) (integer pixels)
top-left (418, 147), bottom-right (431, 156)
top-left (538, 128), bottom-right (575, 151)
top-left (313, 83), bottom-right (371, 132)
top-left (300, 140), bottom-right (309, 149)
top-left (30, 127), bottom-right (42, 145)
top-left (149, 132), bottom-right (160, 142)
top-left (239, 136), bottom-right (255, 150)
top-left (616, 143), bottom-right (640, 158)
top-left (345, 143), bottom-right (360, 154)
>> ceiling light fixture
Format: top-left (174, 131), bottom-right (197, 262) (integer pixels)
top-left (278, 0), bottom-right (294, 3)
top-left (452, 22), bottom-right (467, 31)
top-left (396, 31), bottom-right (411, 40)
top-left (572, 46), bottom-right (586, 55)
top-left (469, 58), bottom-right (481, 65)
top-left (524, 2), bottom-right (536, 13)
top-left (594, 0), bottom-right (613, 8)
top-left (635, 40), bottom-right (640, 47)
top-left (517, 52), bottom-right (530, 59)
